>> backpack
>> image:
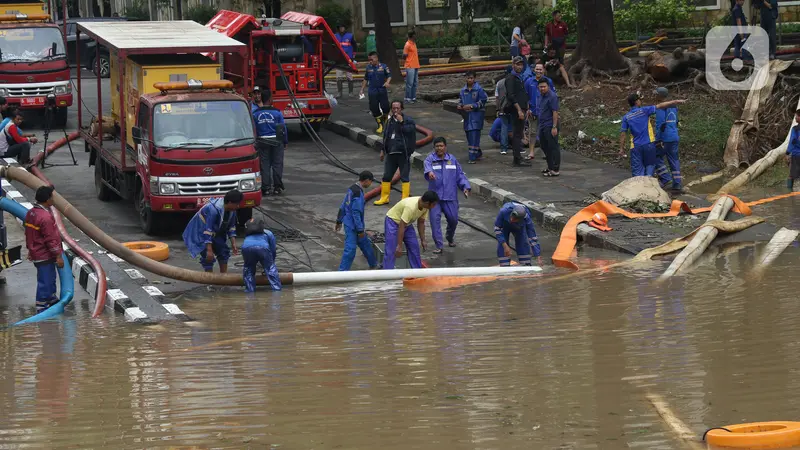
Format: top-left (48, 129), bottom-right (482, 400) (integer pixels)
top-left (495, 78), bottom-right (509, 113)
top-left (519, 39), bottom-right (531, 56)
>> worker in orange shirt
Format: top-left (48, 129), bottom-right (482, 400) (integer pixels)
top-left (403, 31), bottom-right (420, 103)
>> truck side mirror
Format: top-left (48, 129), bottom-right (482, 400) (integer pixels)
top-left (51, 42), bottom-right (58, 57)
top-left (131, 126), bottom-right (142, 145)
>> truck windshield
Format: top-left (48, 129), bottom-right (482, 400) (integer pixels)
top-left (153, 100), bottom-right (255, 149)
top-left (0, 27), bottom-right (66, 62)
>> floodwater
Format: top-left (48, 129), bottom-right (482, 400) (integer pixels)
top-left (1, 188), bottom-right (799, 449)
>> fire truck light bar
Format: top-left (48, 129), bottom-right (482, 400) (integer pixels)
top-left (153, 79), bottom-right (234, 91)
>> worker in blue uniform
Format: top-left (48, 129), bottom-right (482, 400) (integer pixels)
top-left (618, 92), bottom-right (686, 178)
top-left (424, 137), bottom-right (471, 253)
top-left (253, 90), bottom-right (288, 196)
top-left (457, 71), bottom-right (488, 163)
top-left (489, 117), bottom-right (503, 143)
top-left (182, 190), bottom-right (242, 273)
top-left (241, 217), bottom-right (281, 292)
top-left (494, 202), bottom-right (542, 267)
top-left (334, 25), bottom-right (356, 98)
top-left (654, 87), bottom-right (683, 192)
top-left (335, 170), bottom-right (379, 270)
top-left (359, 51), bottom-right (392, 134)
top-left (523, 63), bottom-right (556, 159)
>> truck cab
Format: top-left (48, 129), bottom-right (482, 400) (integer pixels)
top-left (0, 1), bottom-right (72, 126)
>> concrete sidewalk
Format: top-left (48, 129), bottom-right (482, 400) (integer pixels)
top-left (325, 95), bottom-right (779, 254)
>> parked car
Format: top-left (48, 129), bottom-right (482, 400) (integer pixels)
top-left (66, 17), bottom-right (127, 78)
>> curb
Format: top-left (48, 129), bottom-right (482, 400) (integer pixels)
top-left (323, 121), bottom-right (638, 255)
top-left (1, 158), bottom-right (190, 323)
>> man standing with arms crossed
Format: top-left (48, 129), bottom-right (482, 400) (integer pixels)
top-left (403, 31), bottom-right (420, 104)
top-left (360, 52), bottom-right (392, 134)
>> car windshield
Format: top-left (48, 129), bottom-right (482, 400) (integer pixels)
top-left (0, 27), bottom-right (66, 62)
top-left (153, 100), bottom-right (255, 148)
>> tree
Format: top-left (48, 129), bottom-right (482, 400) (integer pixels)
top-left (371, 0), bottom-right (402, 84)
top-left (570, 0), bottom-right (627, 71)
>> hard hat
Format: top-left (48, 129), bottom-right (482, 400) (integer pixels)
top-left (589, 212), bottom-right (612, 232)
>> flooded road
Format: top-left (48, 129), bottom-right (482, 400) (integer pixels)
top-left (1, 187), bottom-right (799, 449)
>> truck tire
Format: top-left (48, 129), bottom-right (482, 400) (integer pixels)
top-left (305, 121), bottom-right (322, 134)
top-left (53, 107), bottom-right (68, 128)
top-left (135, 185), bottom-right (161, 236)
top-left (95, 162), bottom-right (118, 201)
top-left (237, 207), bottom-right (253, 227)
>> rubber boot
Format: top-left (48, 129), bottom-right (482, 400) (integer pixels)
top-left (375, 116), bottom-right (384, 135)
top-left (789, 178), bottom-right (795, 191)
top-left (336, 80), bottom-right (344, 98)
top-left (374, 182), bottom-right (391, 205)
top-left (401, 182), bottom-right (411, 199)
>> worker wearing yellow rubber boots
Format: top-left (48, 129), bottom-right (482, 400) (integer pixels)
top-left (359, 51), bottom-right (391, 135)
top-left (375, 100), bottom-right (417, 205)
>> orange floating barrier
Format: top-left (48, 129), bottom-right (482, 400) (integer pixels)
top-left (704, 421), bottom-right (800, 449)
top-left (552, 192), bottom-right (800, 270)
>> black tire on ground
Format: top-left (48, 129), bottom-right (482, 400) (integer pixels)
top-left (135, 185), bottom-right (161, 236)
top-left (92, 53), bottom-right (111, 78)
top-left (305, 121), bottom-right (322, 134)
top-left (95, 161), bottom-right (117, 201)
top-left (53, 107), bottom-right (68, 127)
top-left (237, 207), bottom-right (253, 227)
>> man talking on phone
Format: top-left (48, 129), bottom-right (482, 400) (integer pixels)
top-left (374, 100), bottom-right (417, 206)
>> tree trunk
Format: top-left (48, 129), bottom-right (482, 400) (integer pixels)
top-left (372, 0), bottom-right (402, 84)
top-left (570, 0), bottom-right (627, 71)
top-left (174, 0), bottom-right (182, 20)
top-left (645, 49), bottom-right (704, 81)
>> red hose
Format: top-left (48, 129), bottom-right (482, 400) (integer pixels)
top-left (364, 124), bottom-right (434, 201)
top-left (28, 132), bottom-right (108, 318)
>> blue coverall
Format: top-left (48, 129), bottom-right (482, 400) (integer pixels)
top-left (459, 82), bottom-right (488, 162)
top-left (424, 151), bottom-right (471, 249)
top-left (241, 230), bottom-right (282, 292)
top-left (364, 62), bottom-right (391, 119)
top-left (182, 198), bottom-right (237, 271)
top-left (655, 106), bottom-right (682, 189)
top-left (494, 202), bottom-right (541, 266)
top-left (337, 183), bottom-right (377, 270)
top-left (621, 105), bottom-right (658, 177)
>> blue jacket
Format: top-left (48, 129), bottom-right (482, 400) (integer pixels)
top-left (494, 202), bottom-right (541, 257)
top-left (364, 63), bottom-right (391, 94)
top-left (489, 117), bottom-right (503, 142)
top-left (336, 183), bottom-right (367, 232)
top-left (655, 106), bottom-right (679, 143)
top-left (423, 151), bottom-right (471, 202)
top-left (459, 82), bottom-right (488, 132)
top-left (242, 229), bottom-right (277, 255)
top-left (182, 199), bottom-right (237, 258)
top-left (788, 126), bottom-right (800, 156)
top-left (253, 106), bottom-right (288, 145)
top-left (334, 32), bottom-right (355, 59)
top-left (524, 75), bottom-right (556, 116)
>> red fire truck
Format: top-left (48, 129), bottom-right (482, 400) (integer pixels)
top-left (0, 1), bottom-right (72, 126)
top-left (75, 20), bottom-right (260, 234)
top-left (205, 10), bottom-right (357, 130)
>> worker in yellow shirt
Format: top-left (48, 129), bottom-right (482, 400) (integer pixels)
top-left (383, 191), bottom-right (439, 269)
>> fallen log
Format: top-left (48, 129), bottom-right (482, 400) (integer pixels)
top-left (659, 196), bottom-right (735, 279)
top-left (644, 48), bottom-right (704, 81)
top-left (722, 59), bottom-right (793, 169)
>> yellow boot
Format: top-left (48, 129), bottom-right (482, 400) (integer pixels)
top-left (375, 116), bottom-right (384, 135)
top-left (374, 181), bottom-right (391, 205)
top-left (401, 182), bottom-right (411, 199)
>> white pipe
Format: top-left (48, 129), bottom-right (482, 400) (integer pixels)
top-left (291, 266), bottom-right (543, 285)
top-left (753, 227), bottom-right (799, 273)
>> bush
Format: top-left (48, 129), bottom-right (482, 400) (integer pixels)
top-left (614, 0), bottom-right (693, 33)
top-left (123, 0), bottom-right (149, 21)
top-left (186, 4), bottom-right (218, 24)
top-left (315, 2), bottom-right (352, 29)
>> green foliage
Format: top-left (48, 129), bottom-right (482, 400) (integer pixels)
top-left (123, 0), bottom-right (149, 21)
top-left (614, 0), bottom-right (693, 32)
top-left (186, 4), bottom-right (218, 24)
top-left (315, 2), bottom-right (352, 29)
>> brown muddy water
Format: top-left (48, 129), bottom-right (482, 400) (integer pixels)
top-left (1, 190), bottom-right (799, 450)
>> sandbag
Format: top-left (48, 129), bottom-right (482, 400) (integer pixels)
top-left (601, 176), bottom-right (671, 206)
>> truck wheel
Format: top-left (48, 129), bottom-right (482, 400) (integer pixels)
top-left (95, 162), bottom-right (118, 201)
top-left (237, 207), bottom-right (253, 227)
top-left (53, 107), bottom-right (68, 127)
top-left (305, 121), bottom-right (322, 134)
top-left (92, 54), bottom-right (111, 78)
top-left (136, 186), bottom-right (160, 236)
